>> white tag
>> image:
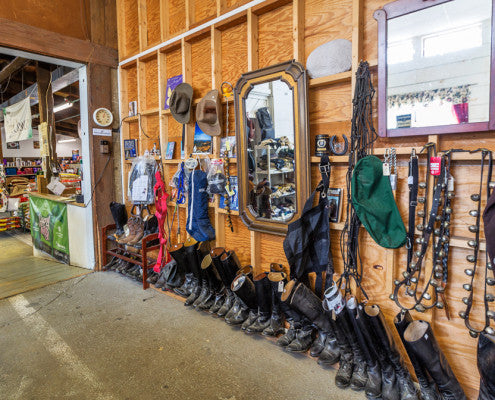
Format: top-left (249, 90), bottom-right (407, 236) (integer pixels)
top-left (278, 281), bottom-right (284, 293)
top-left (131, 175), bottom-right (148, 202)
top-left (383, 162), bottom-right (390, 176)
top-left (448, 175), bottom-right (454, 192)
top-left (407, 175), bottom-right (414, 185)
top-left (47, 178), bottom-right (66, 196)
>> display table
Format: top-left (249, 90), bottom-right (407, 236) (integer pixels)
top-left (29, 193), bottom-right (93, 269)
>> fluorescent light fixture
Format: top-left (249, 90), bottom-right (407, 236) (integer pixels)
top-left (53, 101), bottom-right (73, 113)
top-left (58, 138), bottom-right (77, 143)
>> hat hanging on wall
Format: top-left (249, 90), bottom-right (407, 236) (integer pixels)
top-left (306, 39), bottom-right (352, 79)
top-left (351, 155), bottom-right (407, 249)
top-left (196, 89), bottom-right (222, 136)
top-left (170, 83), bottom-right (193, 124)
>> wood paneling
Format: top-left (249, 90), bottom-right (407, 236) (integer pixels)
top-left (146, 0), bottom-right (161, 46)
top-left (169, 0), bottom-right (186, 37)
top-left (221, 23), bottom-right (248, 85)
top-left (126, 65), bottom-right (138, 105)
top-left (191, 36), bottom-right (212, 99)
top-left (258, 4), bottom-right (292, 68)
top-left (144, 57), bottom-right (159, 109)
top-left (124, 0), bottom-right (140, 57)
top-left (304, 0), bottom-right (352, 61)
top-left (193, 0), bottom-right (217, 24)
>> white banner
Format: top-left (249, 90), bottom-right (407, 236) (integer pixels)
top-left (4, 98), bottom-right (32, 143)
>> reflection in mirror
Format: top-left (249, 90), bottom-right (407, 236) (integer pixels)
top-left (386, 0), bottom-right (491, 129)
top-left (244, 79), bottom-right (296, 221)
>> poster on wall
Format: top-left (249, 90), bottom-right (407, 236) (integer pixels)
top-left (3, 97), bottom-right (33, 142)
top-left (29, 196), bottom-right (70, 264)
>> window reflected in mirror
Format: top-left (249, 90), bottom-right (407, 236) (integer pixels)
top-left (386, 0), bottom-right (492, 129)
top-left (244, 79), bottom-right (296, 221)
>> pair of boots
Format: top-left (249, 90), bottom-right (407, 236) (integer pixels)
top-left (234, 264), bottom-right (286, 336)
top-left (396, 311), bottom-right (467, 400)
top-left (109, 202), bottom-right (128, 241)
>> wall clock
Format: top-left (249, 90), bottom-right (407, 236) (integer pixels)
top-left (93, 108), bottom-right (114, 127)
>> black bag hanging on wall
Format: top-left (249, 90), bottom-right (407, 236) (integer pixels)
top-left (283, 156), bottom-right (334, 297)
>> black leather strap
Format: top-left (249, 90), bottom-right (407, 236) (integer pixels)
top-left (406, 151), bottom-right (418, 270)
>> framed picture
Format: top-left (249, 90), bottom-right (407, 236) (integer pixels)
top-left (165, 142), bottom-right (175, 159)
top-left (164, 75), bottom-right (183, 109)
top-left (193, 123), bottom-right (212, 154)
top-left (124, 139), bottom-right (137, 159)
top-left (327, 188), bottom-right (342, 223)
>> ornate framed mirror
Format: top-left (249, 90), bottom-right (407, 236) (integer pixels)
top-left (374, 0), bottom-right (495, 137)
top-left (234, 60), bottom-right (310, 235)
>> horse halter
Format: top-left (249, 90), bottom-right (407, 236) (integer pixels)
top-left (459, 149), bottom-right (494, 338)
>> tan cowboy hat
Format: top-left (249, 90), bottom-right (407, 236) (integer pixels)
top-left (170, 83), bottom-right (193, 124)
top-left (196, 90), bottom-right (222, 136)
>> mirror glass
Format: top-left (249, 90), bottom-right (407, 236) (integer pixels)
top-left (386, 0), bottom-right (492, 129)
top-left (244, 79), bottom-right (296, 221)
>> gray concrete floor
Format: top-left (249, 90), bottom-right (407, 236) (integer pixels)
top-left (0, 272), bottom-right (365, 400)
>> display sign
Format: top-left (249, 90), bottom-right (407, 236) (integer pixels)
top-left (30, 196), bottom-right (70, 264)
top-left (3, 97), bottom-right (33, 142)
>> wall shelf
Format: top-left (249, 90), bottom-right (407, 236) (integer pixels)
top-left (309, 71), bottom-right (352, 88)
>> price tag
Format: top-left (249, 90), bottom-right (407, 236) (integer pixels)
top-left (430, 156), bottom-right (441, 176)
top-left (278, 281), bottom-right (284, 293)
top-left (448, 175), bottom-right (455, 191)
top-left (383, 162), bottom-right (391, 176)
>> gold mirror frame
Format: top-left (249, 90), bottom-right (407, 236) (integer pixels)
top-left (234, 60), bottom-right (310, 235)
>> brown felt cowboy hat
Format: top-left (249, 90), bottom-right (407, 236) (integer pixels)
top-left (170, 83), bottom-right (193, 124)
top-left (196, 89), bottom-right (222, 136)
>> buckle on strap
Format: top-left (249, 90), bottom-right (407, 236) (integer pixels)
top-left (319, 163), bottom-right (331, 175)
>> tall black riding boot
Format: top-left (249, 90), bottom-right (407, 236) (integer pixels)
top-left (210, 248), bottom-right (229, 315)
top-left (478, 332), bottom-right (495, 400)
top-left (263, 272), bottom-right (286, 336)
top-left (404, 320), bottom-right (467, 400)
top-left (229, 274), bottom-right (257, 326)
top-left (246, 272), bottom-right (272, 334)
top-left (364, 305), bottom-right (417, 400)
top-left (317, 314), bottom-right (340, 366)
top-left (339, 300), bottom-right (367, 392)
top-left (353, 303), bottom-right (382, 399)
top-left (216, 250), bottom-right (242, 317)
top-left (170, 244), bottom-right (192, 297)
top-left (110, 202), bottom-right (128, 240)
top-left (394, 311), bottom-right (441, 400)
top-left (191, 241), bottom-right (212, 307)
top-left (184, 239), bottom-right (202, 306)
top-left (198, 254), bottom-right (224, 310)
top-left (333, 311), bottom-right (355, 389)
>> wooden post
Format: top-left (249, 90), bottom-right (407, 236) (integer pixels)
top-left (138, 0), bottom-right (148, 51)
top-left (36, 62), bottom-right (57, 182)
top-left (247, 9), bottom-right (259, 72)
top-left (351, 0), bottom-right (363, 96)
top-left (160, 0), bottom-right (170, 42)
top-left (181, 38), bottom-right (192, 156)
top-left (292, 0), bottom-right (305, 63)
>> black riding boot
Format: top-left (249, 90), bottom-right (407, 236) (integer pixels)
top-left (285, 318), bottom-right (315, 353)
top-left (228, 274), bottom-right (257, 326)
top-left (246, 273), bottom-right (272, 334)
top-left (404, 320), bottom-right (467, 400)
top-left (317, 314), bottom-right (340, 366)
top-left (170, 244), bottom-right (192, 297)
top-left (347, 299), bottom-right (381, 398)
top-left (109, 202), bottom-right (128, 240)
top-left (365, 305), bottom-right (417, 400)
top-left (394, 311), bottom-right (441, 400)
top-left (184, 239), bottom-right (202, 306)
top-left (310, 331), bottom-right (327, 357)
top-left (196, 254), bottom-right (223, 310)
top-left (263, 272), bottom-right (286, 336)
top-left (334, 311), bottom-right (355, 389)
top-left (478, 332), bottom-right (495, 400)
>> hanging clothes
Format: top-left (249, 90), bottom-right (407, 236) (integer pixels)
top-left (186, 169), bottom-right (215, 242)
top-left (152, 170), bottom-right (170, 273)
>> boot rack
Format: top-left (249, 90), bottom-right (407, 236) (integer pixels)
top-left (102, 224), bottom-right (160, 289)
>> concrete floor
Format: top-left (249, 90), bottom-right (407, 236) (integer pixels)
top-left (0, 272), bottom-right (365, 400)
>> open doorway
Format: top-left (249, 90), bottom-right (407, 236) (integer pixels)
top-left (0, 48), bottom-right (94, 300)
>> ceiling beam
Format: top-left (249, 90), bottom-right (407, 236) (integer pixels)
top-left (0, 67), bottom-right (79, 109)
top-left (0, 57), bottom-right (27, 84)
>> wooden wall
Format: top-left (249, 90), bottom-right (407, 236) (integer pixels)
top-left (116, 0), bottom-right (495, 397)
